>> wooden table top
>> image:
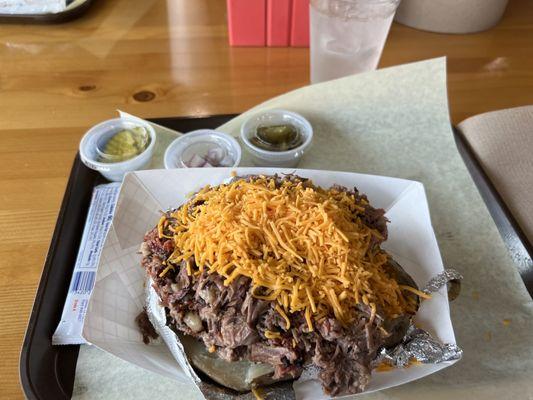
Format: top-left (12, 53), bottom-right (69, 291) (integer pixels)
top-left (1, 0), bottom-right (532, 398)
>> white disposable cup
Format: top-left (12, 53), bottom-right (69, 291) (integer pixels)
top-left (240, 110), bottom-right (313, 168)
top-left (310, 0), bottom-right (401, 83)
top-left (79, 118), bottom-right (156, 182)
top-left (395, 0), bottom-right (509, 34)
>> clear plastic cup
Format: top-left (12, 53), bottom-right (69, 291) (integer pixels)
top-left (240, 110), bottom-right (313, 168)
top-left (310, 0), bottom-right (401, 83)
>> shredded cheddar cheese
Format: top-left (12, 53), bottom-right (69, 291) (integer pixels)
top-left (160, 176), bottom-right (417, 329)
top-left (251, 387), bottom-right (264, 400)
top-left (376, 358), bottom-right (421, 373)
top-left (375, 362), bottom-right (395, 372)
top-left (158, 264), bottom-right (174, 278)
top-left (264, 330), bottom-right (282, 339)
top-left (399, 285), bottom-right (432, 300)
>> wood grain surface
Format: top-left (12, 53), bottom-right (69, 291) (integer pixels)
top-left (1, 0), bottom-right (533, 398)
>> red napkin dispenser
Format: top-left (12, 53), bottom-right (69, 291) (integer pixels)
top-left (227, 0), bottom-right (267, 47)
top-left (290, 0), bottom-right (309, 47)
top-left (226, 0), bottom-right (309, 48)
top-left (267, 0), bottom-right (292, 47)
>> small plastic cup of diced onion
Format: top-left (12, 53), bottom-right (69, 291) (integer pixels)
top-left (164, 130), bottom-right (241, 169)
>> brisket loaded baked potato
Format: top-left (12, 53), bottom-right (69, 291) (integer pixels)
top-left (140, 175), bottom-right (421, 396)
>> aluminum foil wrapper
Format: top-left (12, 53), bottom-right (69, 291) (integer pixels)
top-left (376, 268), bottom-right (464, 368)
top-left (422, 268), bottom-right (463, 300)
top-left (376, 325), bottom-right (463, 368)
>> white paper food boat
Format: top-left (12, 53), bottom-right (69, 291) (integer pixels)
top-left (83, 168), bottom-right (459, 399)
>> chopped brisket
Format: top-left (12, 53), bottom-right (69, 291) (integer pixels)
top-left (135, 309), bottom-right (159, 345)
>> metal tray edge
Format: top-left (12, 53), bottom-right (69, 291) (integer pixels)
top-left (453, 126), bottom-right (533, 295)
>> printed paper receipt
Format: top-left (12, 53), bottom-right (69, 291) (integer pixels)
top-left (52, 183), bottom-right (121, 345)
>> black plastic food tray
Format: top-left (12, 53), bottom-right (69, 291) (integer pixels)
top-left (20, 116), bottom-right (533, 400)
top-left (20, 115), bottom-right (236, 400)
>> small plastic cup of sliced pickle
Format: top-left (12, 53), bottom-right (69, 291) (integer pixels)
top-left (240, 109), bottom-right (313, 168)
top-left (79, 117), bottom-right (156, 181)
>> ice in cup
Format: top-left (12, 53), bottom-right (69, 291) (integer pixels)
top-left (310, 0), bottom-right (401, 83)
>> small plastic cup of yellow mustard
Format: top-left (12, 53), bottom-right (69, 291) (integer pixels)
top-left (79, 117), bottom-right (156, 181)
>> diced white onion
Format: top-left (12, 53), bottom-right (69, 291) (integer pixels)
top-left (187, 154), bottom-right (206, 168)
top-left (184, 312), bottom-right (203, 332)
top-left (139, 242), bottom-right (150, 256)
top-left (206, 147), bottom-right (225, 165)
